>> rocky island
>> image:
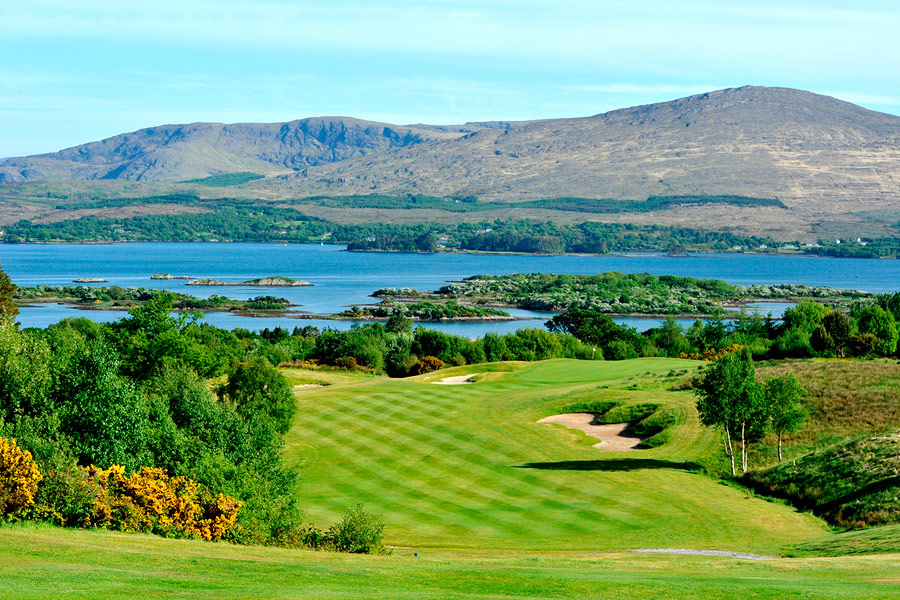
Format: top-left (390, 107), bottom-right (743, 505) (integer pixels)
top-left (186, 276), bottom-right (313, 287)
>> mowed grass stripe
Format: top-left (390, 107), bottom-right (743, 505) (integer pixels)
top-left (292, 405), bottom-right (601, 539)
top-left (287, 359), bottom-right (828, 553)
top-left (295, 386), bottom-right (616, 514)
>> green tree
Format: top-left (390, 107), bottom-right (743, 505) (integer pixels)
top-left (764, 374), bottom-right (807, 461)
top-left (822, 311), bottom-right (852, 357)
top-left (220, 357), bottom-right (296, 434)
top-left (0, 261), bottom-right (17, 321)
top-left (781, 301), bottom-right (829, 335)
top-left (0, 321), bottom-right (51, 422)
top-left (856, 305), bottom-right (899, 356)
top-left (694, 349), bottom-right (766, 475)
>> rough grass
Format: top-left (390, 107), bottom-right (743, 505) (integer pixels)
top-left (283, 358), bottom-right (826, 555)
top-left (745, 432), bottom-right (900, 528)
top-left (1, 523), bottom-right (899, 600)
top-left (753, 359), bottom-right (900, 467)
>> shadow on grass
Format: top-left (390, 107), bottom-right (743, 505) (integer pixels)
top-left (516, 458), bottom-right (703, 472)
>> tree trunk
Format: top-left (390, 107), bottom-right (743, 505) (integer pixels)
top-left (740, 421), bottom-right (748, 473)
top-left (777, 434), bottom-right (783, 462)
top-left (724, 426), bottom-right (735, 476)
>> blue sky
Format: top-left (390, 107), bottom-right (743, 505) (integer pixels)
top-left (1, 0), bottom-right (899, 157)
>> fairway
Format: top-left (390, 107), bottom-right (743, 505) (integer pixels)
top-left (283, 359), bottom-right (827, 554)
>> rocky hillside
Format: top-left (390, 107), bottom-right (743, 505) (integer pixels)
top-left (0, 117), bottom-right (465, 182)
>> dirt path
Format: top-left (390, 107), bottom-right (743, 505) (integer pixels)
top-left (432, 374), bottom-right (481, 385)
top-left (538, 413), bottom-right (643, 450)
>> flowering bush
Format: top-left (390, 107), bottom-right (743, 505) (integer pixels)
top-left (0, 436), bottom-right (43, 516)
top-left (83, 465), bottom-right (241, 541)
top-left (679, 344), bottom-right (745, 362)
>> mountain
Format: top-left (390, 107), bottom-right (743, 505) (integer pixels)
top-left (2, 86), bottom-right (899, 218)
top-left (0, 117), bottom-right (466, 183)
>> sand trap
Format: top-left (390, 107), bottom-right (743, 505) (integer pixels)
top-left (538, 413), bottom-right (643, 450)
top-left (432, 374), bottom-right (481, 385)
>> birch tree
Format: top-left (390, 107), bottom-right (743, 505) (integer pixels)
top-left (694, 348), bottom-right (767, 474)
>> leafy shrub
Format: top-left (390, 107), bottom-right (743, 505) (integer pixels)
top-left (411, 356), bottom-right (444, 375)
top-left (0, 436), bottom-right (43, 516)
top-left (605, 340), bottom-right (638, 360)
top-left (333, 356), bottom-right (359, 371)
top-left (325, 504), bottom-right (386, 554)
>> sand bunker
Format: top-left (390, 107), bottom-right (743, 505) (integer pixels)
top-left (432, 374), bottom-right (481, 385)
top-left (538, 413), bottom-right (643, 450)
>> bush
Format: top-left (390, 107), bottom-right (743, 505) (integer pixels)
top-left (411, 356), bottom-right (444, 375)
top-left (0, 436), bottom-right (43, 516)
top-left (326, 504), bottom-right (385, 554)
top-left (605, 340), bottom-right (638, 360)
top-left (83, 464), bottom-right (242, 541)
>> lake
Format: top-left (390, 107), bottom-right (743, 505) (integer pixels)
top-left (3, 243), bottom-right (897, 335)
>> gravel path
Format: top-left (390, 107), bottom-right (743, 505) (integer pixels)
top-left (634, 548), bottom-right (775, 560)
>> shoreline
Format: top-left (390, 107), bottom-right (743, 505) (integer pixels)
top-left (0, 239), bottom-right (893, 260)
top-left (15, 300), bottom-right (790, 323)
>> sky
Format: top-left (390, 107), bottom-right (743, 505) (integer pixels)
top-left (1, 0), bottom-right (899, 157)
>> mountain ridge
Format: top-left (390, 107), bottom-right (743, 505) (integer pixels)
top-left (2, 86), bottom-right (899, 226)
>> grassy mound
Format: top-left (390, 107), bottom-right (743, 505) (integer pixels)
top-left (791, 523), bottom-right (900, 557)
top-left (745, 432), bottom-right (900, 528)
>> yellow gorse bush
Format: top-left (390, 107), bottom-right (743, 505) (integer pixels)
top-left (0, 436), bottom-right (43, 516)
top-left (679, 344), bottom-right (745, 362)
top-left (84, 464), bottom-right (241, 541)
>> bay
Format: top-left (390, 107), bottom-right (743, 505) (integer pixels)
top-left (3, 243), bottom-right (897, 335)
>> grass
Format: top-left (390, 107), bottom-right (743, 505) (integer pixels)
top-left (756, 359), bottom-right (900, 456)
top-left (284, 358), bottom-right (827, 555)
top-left (1, 523), bottom-right (899, 599)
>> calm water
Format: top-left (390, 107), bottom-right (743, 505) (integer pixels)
top-left (3, 243), bottom-right (897, 335)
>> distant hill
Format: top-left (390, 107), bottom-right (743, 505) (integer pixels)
top-left (0, 117), bottom-right (466, 182)
top-left (2, 86), bottom-right (899, 230)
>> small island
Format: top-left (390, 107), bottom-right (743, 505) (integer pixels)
top-left (373, 272), bottom-right (872, 317)
top-left (150, 273), bottom-right (192, 280)
top-left (332, 300), bottom-right (515, 322)
top-left (15, 285), bottom-right (296, 314)
top-left (187, 276), bottom-right (313, 287)
top-left (72, 278), bottom-right (106, 283)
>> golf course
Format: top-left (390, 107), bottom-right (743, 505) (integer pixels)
top-left (4, 357), bottom-right (898, 598)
